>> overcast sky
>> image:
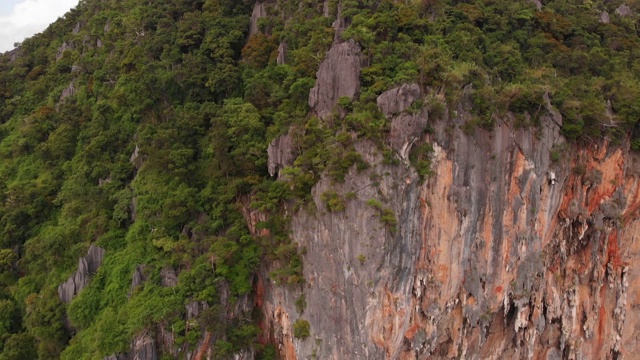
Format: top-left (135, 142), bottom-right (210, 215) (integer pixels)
top-left (0, 0), bottom-right (80, 53)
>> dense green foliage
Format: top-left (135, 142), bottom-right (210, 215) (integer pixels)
top-left (0, 0), bottom-right (638, 358)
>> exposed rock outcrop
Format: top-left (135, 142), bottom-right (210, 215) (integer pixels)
top-left (56, 42), bottom-right (73, 61)
top-left (615, 3), bottom-right (633, 17)
top-left (58, 245), bottom-right (105, 303)
top-left (323, 0), bottom-right (330, 17)
top-left (8, 47), bottom-right (21, 62)
top-left (308, 40), bottom-right (361, 121)
top-left (72, 22), bottom-right (84, 35)
top-left (277, 41), bottom-right (287, 65)
top-left (186, 301), bottom-right (207, 320)
top-left (260, 137), bottom-right (420, 358)
top-left (249, 2), bottom-right (267, 37)
top-left (59, 81), bottom-right (77, 102)
top-left (129, 265), bottom-right (146, 297)
top-left (259, 82), bottom-right (640, 359)
top-left (378, 84), bottom-right (428, 159)
top-left (160, 267), bottom-right (178, 287)
top-left (332, 1), bottom-right (347, 40)
top-left (377, 83), bottom-right (422, 118)
top-left (130, 334), bottom-right (157, 360)
top-left (130, 144), bottom-right (142, 169)
top-left (600, 10), bottom-right (611, 23)
top-left (267, 131), bottom-right (294, 177)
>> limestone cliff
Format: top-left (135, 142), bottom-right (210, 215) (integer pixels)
top-left (258, 76), bottom-right (640, 359)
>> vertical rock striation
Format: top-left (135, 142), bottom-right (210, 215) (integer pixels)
top-left (308, 40), bottom-right (361, 121)
top-left (259, 81), bottom-right (640, 359)
top-left (58, 245), bottom-right (105, 303)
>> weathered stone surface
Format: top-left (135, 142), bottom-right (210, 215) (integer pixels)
top-left (97, 38), bottom-right (104, 48)
top-left (58, 245), bottom-right (105, 303)
top-left (130, 144), bottom-right (142, 169)
top-left (249, 2), bottom-right (267, 37)
top-left (71, 65), bottom-right (84, 73)
top-left (377, 84), bottom-right (427, 159)
top-left (186, 301), bottom-right (208, 320)
top-left (129, 265), bottom-right (146, 296)
top-left (377, 83), bottom-right (422, 118)
top-left (160, 267), bottom-right (178, 287)
top-left (616, 3), bottom-right (633, 16)
top-left (600, 10), bottom-right (611, 23)
top-left (72, 22), bottom-right (82, 35)
top-left (323, 0), bottom-right (330, 17)
top-left (130, 335), bottom-right (157, 360)
top-left (259, 86), bottom-right (640, 359)
top-left (332, 1), bottom-right (346, 40)
top-left (309, 40), bottom-right (361, 121)
top-left (276, 41), bottom-right (287, 65)
top-left (259, 138), bottom-right (419, 359)
top-left (82, 34), bottom-right (92, 48)
top-left (60, 82), bottom-right (76, 102)
top-left (56, 42), bottom-right (72, 61)
top-left (267, 131), bottom-right (294, 177)
top-left (389, 112), bottom-right (428, 159)
top-left (8, 47), bottom-right (21, 62)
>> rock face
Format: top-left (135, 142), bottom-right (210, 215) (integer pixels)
top-left (58, 245), bottom-right (105, 303)
top-left (249, 2), bottom-right (267, 37)
top-left (160, 267), bottom-right (178, 287)
top-left (277, 41), bottom-right (287, 65)
top-left (308, 40), bottom-right (361, 121)
top-left (129, 265), bottom-right (146, 297)
top-left (56, 42), bottom-right (73, 61)
top-left (260, 138), bottom-right (420, 359)
top-left (267, 131), bottom-right (294, 177)
top-left (130, 335), bottom-right (157, 360)
top-left (615, 3), bottom-right (633, 17)
top-left (377, 83), bottom-right (422, 118)
top-left (260, 81), bottom-right (640, 358)
top-left (59, 81), bottom-right (77, 102)
top-left (377, 84), bottom-right (428, 159)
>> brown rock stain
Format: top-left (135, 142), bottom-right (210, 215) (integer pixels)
top-left (194, 331), bottom-right (211, 360)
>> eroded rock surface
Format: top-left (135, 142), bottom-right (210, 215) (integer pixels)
top-left (249, 2), bottom-right (267, 37)
top-left (160, 267), bottom-right (178, 287)
top-left (130, 334), bottom-right (157, 360)
top-left (277, 41), bottom-right (287, 65)
top-left (58, 245), bottom-right (105, 303)
top-left (377, 83), bottom-right (422, 118)
top-left (258, 85), bottom-right (640, 359)
top-left (616, 3), bottom-right (633, 17)
top-left (59, 81), bottom-right (77, 102)
top-left (129, 264), bottom-right (146, 296)
top-left (259, 138), bottom-right (420, 359)
top-left (378, 84), bottom-right (428, 159)
top-left (267, 131), bottom-right (294, 177)
top-left (56, 42), bottom-right (73, 61)
top-left (309, 40), bottom-right (361, 121)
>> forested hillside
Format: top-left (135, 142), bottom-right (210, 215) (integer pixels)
top-left (0, 0), bottom-right (639, 359)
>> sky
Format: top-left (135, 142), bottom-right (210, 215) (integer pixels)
top-left (0, 0), bottom-right (80, 53)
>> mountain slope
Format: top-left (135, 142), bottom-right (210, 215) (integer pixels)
top-left (0, 0), bottom-right (639, 359)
